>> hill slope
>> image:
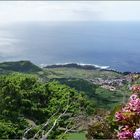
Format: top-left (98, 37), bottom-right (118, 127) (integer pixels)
top-left (42, 65), bottom-right (131, 109)
top-left (0, 61), bottom-right (41, 73)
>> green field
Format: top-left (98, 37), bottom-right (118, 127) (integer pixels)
top-left (43, 67), bottom-right (121, 79)
top-left (41, 67), bottom-right (130, 110)
top-left (66, 133), bottom-right (86, 140)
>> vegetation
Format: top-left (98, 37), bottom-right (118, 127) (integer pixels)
top-left (115, 85), bottom-right (140, 139)
top-left (86, 109), bottom-right (116, 139)
top-left (0, 61), bottom-right (41, 73)
top-left (86, 85), bottom-right (140, 140)
top-left (0, 73), bottom-right (94, 139)
top-left (0, 61), bottom-right (139, 139)
top-left (52, 78), bottom-right (126, 109)
top-left (43, 67), bottom-right (121, 79)
top-left (66, 132), bottom-right (86, 140)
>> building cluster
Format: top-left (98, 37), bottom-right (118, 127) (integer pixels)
top-left (88, 74), bottom-right (137, 91)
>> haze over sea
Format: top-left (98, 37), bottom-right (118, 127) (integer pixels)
top-left (0, 21), bottom-right (140, 72)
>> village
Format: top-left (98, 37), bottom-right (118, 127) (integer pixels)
top-left (88, 74), bottom-right (140, 91)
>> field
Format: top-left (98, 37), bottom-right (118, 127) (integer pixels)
top-left (43, 67), bottom-right (121, 79)
top-left (66, 133), bottom-right (86, 140)
top-left (42, 67), bottom-right (130, 110)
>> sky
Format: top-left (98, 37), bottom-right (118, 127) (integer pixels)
top-left (0, 1), bottom-right (140, 25)
top-left (0, 1), bottom-right (140, 63)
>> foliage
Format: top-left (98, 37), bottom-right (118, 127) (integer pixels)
top-left (0, 120), bottom-right (17, 139)
top-left (52, 78), bottom-right (126, 110)
top-left (86, 84), bottom-right (140, 139)
top-left (115, 85), bottom-right (140, 139)
top-left (86, 109), bottom-right (117, 139)
top-left (0, 61), bottom-right (135, 139)
top-left (0, 73), bottom-right (95, 139)
top-left (0, 61), bottom-right (41, 73)
top-left (53, 78), bottom-right (98, 97)
top-left (42, 67), bottom-right (131, 110)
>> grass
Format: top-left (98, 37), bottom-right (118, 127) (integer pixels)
top-left (41, 67), bottom-right (130, 110)
top-left (43, 68), bottom-right (122, 80)
top-left (0, 61), bottom-right (41, 73)
top-left (66, 132), bottom-right (86, 140)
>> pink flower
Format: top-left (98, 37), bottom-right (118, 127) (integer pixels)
top-left (122, 106), bottom-right (131, 112)
top-left (115, 112), bottom-right (125, 121)
top-left (128, 98), bottom-right (140, 113)
top-left (117, 129), bottom-right (133, 139)
top-left (115, 85), bottom-right (140, 139)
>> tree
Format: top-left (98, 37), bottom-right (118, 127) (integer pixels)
top-left (0, 73), bottom-right (95, 139)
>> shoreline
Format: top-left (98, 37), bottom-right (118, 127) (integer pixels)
top-left (42, 62), bottom-right (140, 75)
top-left (0, 60), bottom-right (140, 74)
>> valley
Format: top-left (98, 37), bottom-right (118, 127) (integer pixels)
top-left (0, 60), bottom-right (140, 139)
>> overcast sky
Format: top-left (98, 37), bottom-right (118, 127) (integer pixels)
top-left (0, 1), bottom-right (140, 60)
top-left (0, 1), bottom-right (140, 25)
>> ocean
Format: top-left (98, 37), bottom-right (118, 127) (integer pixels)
top-left (0, 21), bottom-right (140, 72)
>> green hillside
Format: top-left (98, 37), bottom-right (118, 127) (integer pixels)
top-left (42, 67), bottom-right (130, 109)
top-left (0, 61), bottom-right (136, 139)
top-left (0, 61), bottom-right (41, 73)
top-left (50, 78), bottom-right (129, 109)
top-left (43, 67), bottom-right (122, 79)
top-left (0, 61), bottom-right (129, 110)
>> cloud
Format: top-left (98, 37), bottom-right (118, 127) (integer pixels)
top-left (0, 1), bottom-right (140, 25)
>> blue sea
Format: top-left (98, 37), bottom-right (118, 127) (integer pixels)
top-left (0, 21), bottom-right (140, 72)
